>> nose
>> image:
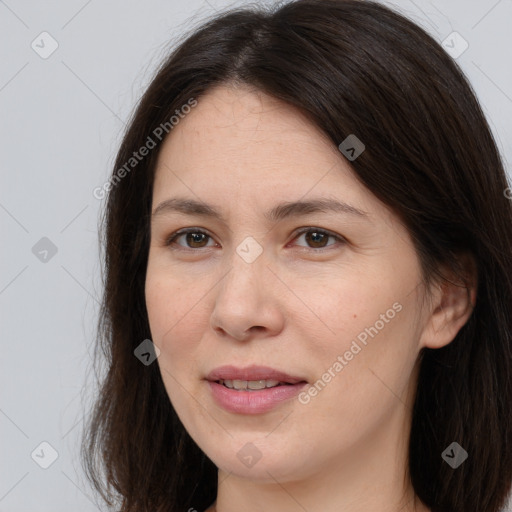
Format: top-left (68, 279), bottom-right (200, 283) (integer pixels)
top-left (209, 247), bottom-right (285, 342)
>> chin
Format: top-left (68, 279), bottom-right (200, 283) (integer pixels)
top-left (199, 433), bottom-right (318, 483)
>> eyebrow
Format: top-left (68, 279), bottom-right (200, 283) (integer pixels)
top-left (151, 197), bottom-right (369, 223)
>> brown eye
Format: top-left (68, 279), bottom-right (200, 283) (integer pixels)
top-left (304, 231), bottom-right (329, 248)
top-left (184, 232), bottom-right (209, 248)
top-left (293, 228), bottom-right (345, 250)
top-left (165, 229), bottom-right (215, 249)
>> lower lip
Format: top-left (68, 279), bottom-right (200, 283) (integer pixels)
top-left (207, 381), bottom-right (307, 414)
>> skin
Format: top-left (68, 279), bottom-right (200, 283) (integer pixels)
top-left (145, 84), bottom-right (476, 512)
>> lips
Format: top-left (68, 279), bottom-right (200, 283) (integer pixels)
top-left (205, 365), bottom-right (307, 385)
top-left (205, 365), bottom-right (308, 414)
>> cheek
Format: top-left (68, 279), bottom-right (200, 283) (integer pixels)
top-left (145, 273), bottom-right (201, 418)
top-left (301, 267), bottom-right (421, 391)
top-left (145, 270), bottom-right (210, 376)
top-left (289, 270), bottom-right (397, 349)
top-left (145, 276), bottom-right (176, 345)
top-left (146, 266), bottom-right (194, 339)
top-left (295, 305), bottom-right (419, 451)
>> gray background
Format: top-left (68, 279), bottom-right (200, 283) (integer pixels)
top-left (1, 0), bottom-right (511, 510)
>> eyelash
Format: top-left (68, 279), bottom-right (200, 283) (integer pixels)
top-left (163, 227), bottom-right (346, 252)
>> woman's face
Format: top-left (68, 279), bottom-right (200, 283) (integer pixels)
top-left (145, 84), bottom-right (433, 483)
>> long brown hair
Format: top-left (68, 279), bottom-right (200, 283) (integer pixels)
top-left (82, 1), bottom-right (512, 511)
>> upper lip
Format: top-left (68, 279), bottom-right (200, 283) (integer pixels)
top-left (206, 365), bottom-right (307, 384)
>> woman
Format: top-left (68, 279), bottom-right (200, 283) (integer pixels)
top-left (82, 1), bottom-right (512, 511)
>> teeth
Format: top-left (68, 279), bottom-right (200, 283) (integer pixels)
top-left (248, 380), bottom-right (267, 390)
top-left (219, 379), bottom-right (283, 390)
top-left (233, 379), bottom-right (247, 389)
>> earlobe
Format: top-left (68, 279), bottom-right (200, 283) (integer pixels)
top-left (420, 253), bottom-right (478, 350)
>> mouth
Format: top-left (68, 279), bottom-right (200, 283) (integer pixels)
top-left (215, 379), bottom-right (297, 391)
top-left (205, 365), bottom-right (308, 414)
top-left (206, 364), bottom-right (307, 386)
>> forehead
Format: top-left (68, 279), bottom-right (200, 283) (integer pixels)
top-left (155, 86), bottom-right (344, 184)
top-left (162, 84), bottom-right (337, 158)
top-left (151, 84), bottom-right (393, 227)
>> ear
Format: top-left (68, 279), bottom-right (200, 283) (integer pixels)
top-left (419, 252), bottom-right (478, 350)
